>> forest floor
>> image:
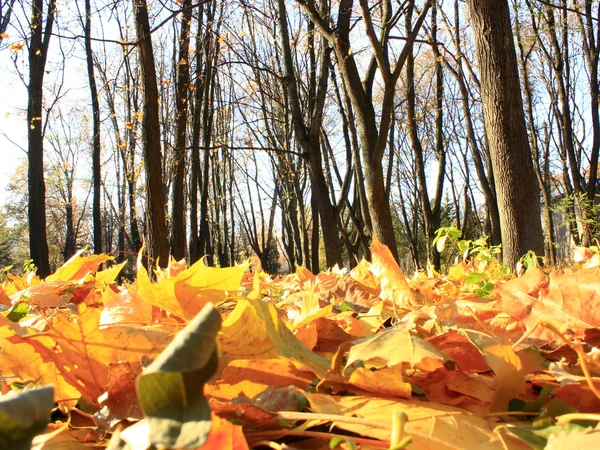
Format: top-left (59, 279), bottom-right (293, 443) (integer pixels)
top-left (2, 240), bottom-right (600, 449)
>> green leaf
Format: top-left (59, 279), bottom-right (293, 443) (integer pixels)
top-left (509, 385), bottom-right (553, 413)
top-left (534, 398), bottom-right (579, 427)
top-left (336, 301), bottom-right (355, 313)
top-left (136, 303), bottom-right (222, 449)
top-left (504, 423), bottom-right (583, 450)
top-left (5, 300), bottom-right (30, 322)
top-left (464, 272), bottom-right (483, 284)
top-left (446, 227), bottom-right (463, 238)
top-left (457, 240), bottom-right (470, 259)
top-left (435, 235), bottom-right (447, 253)
top-left (330, 436), bottom-right (357, 450)
top-left (0, 385), bottom-right (54, 450)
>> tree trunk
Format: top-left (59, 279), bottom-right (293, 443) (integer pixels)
top-left (514, 4), bottom-right (557, 265)
top-left (27, 0), bottom-right (53, 278)
top-left (171, 0), bottom-right (192, 260)
top-left (297, 0), bottom-right (431, 262)
top-left (83, 0), bottom-right (102, 255)
top-left (134, 0), bottom-right (169, 268)
top-left (466, 0), bottom-right (544, 268)
top-left (277, 0), bottom-right (343, 268)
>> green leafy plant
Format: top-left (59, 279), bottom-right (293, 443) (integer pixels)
top-left (433, 227), bottom-right (501, 263)
top-left (517, 250), bottom-right (544, 273)
top-left (22, 259), bottom-right (37, 274)
top-left (433, 227), bottom-right (507, 298)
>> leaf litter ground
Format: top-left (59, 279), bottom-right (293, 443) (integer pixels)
top-left (2, 241), bottom-right (600, 449)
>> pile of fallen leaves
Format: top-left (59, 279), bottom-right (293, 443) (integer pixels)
top-left (2, 240), bottom-right (600, 449)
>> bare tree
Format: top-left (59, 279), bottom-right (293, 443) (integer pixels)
top-left (171, 0), bottom-right (192, 260)
top-left (133, 0), bottom-right (169, 267)
top-left (295, 0), bottom-right (431, 262)
top-left (27, 0), bottom-right (55, 277)
top-left (80, 0), bottom-right (102, 254)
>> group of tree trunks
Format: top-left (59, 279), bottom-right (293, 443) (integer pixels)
top-left (17, 0), bottom-right (600, 276)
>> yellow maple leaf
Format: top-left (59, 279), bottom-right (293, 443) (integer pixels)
top-left (0, 315), bottom-right (80, 411)
top-left (462, 329), bottom-right (526, 412)
top-left (219, 299), bottom-right (329, 377)
top-left (348, 366), bottom-right (412, 398)
top-left (304, 393), bottom-right (531, 449)
top-left (174, 258), bottom-right (248, 319)
top-left (369, 238), bottom-right (424, 308)
top-left (47, 250), bottom-right (113, 282)
top-left (27, 305), bottom-right (174, 407)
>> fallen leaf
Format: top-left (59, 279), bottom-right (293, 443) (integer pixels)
top-left (219, 299), bottom-right (329, 377)
top-left (25, 305), bottom-right (173, 407)
top-left (369, 238), bottom-right (424, 308)
top-left (348, 366), bottom-right (412, 398)
top-left (495, 268), bottom-right (600, 340)
top-left (47, 251), bottom-right (113, 282)
top-left (345, 325), bottom-right (451, 372)
top-left (462, 330), bottom-right (526, 412)
top-left (0, 316), bottom-right (80, 410)
top-left (304, 393), bottom-right (531, 449)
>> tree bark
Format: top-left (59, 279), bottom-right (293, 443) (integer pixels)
top-left (514, 3), bottom-right (557, 265)
top-left (466, 0), bottom-right (544, 268)
top-left (277, 0), bottom-right (342, 268)
top-left (27, 0), bottom-right (54, 277)
top-left (297, 0), bottom-right (431, 262)
top-left (83, 0), bottom-right (102, 255)
top-left (134, 0), bottom-right (169, 268)
top-left (171, 0), bottom-right (192, 260)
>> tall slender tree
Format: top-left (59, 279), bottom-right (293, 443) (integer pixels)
top-left (171, 0), bottom-right (192, 260)
top-left (277, 0), bottom-right (342, 268)
top-left (134, 0), bottom-right (169, 267)
top-left (296, 0), bottom-right (431, 262)
top-left (82, 0), bottom-right (102, 255)
top-left (27, 0), bottom-right (54, 277)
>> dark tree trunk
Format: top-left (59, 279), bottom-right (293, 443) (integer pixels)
top-left (189, 4), bottom-right (205, 263)
top-left (197, 4), bottom-right (218, 262)
top-left (297, 0), bottom-right (431, 262)
top-left (134, 0), bottom-right (169, 268)
top-left (405, 2), bottom-right (445, 270)
top-left (63, 199), bottom-right (75, 261)
top-left (83, 0), bottom-right (102, 255)
top-left (27, 0), bottom-right (53, 278)
top-left (466, 0), bottom-right (545, 268)
top-left (171, 0), bottom-right (192, 260)
top-left (514, 4), bottom-right (557, 265)
top-left (277, 0), bottom-right (343, 268)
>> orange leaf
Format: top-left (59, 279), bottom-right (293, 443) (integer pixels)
top-left (348, 366), bottom-right (412, 398)
top-left (427, 331), bottom-right (490, 374)
top-left (99, 287), bottom-right (152, 327)
top-left (47, 251), bottom-right (114, 282)
top-left (462, 330), bottom-right (525, 412)
top-left (219, 359), bottom-right (315, 390)
top-left (0, 316), bottom-right (80, 411)
top-left (26, 305), bottom-right (174, 407)
top-left (369, 238), bottom-right (423, 307)
top-left (495, 268), bottom-right (600, 339)
top-left (198, 413), bottom-right (248, 450)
